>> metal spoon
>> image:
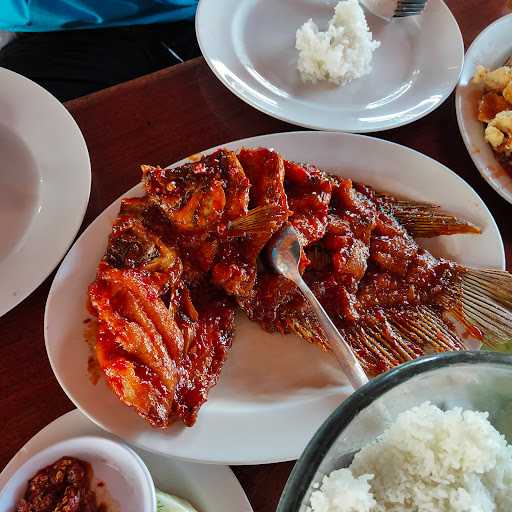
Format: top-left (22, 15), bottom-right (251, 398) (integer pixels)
top-left (267, 224), bottom-right (369, 390)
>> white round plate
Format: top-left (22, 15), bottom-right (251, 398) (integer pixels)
top-left (456, 14), bottom-right (512, 205)
top-left (196, 0), bottom-right (463, 133)
top-left (45, 131), bottom-right (504, 465)
top-left (0, 409), bottom-right (252, 512)
top-left (0, 67), bottom-right (90, 317)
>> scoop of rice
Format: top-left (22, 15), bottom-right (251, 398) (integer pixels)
top-left (308, 470), bottom-right (376, 512)
top-left (295, 0), bottom-right (380, 85)
top-left (309, 403), bottom-right (512, 512)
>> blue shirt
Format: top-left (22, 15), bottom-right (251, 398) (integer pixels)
top-left (0, 0), bottom-right (198, 32)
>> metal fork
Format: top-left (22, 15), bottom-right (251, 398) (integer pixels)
top-left (393, 0), bottom-right (427, 17)
top-left (267, 224), bottom-right (369, 390)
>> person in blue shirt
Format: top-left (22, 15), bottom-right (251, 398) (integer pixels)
top-left (0, 1), bottom-right (200, 101)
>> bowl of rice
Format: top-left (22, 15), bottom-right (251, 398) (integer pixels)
top-left (277, 351), bottom-right (512, 512)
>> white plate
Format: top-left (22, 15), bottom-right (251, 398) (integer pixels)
top-left (45, 131), bottom-right (504, 465)
top-left (0, 409), bottom-right (253, 512)
top-left (0, 67), bottom-right (90, 317)
top-left (456, 14), bottom-right (512, 205)
top-left (196, 0), bottom-right (463, 133)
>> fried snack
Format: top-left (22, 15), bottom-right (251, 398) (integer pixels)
top-left (472, 63), bottom-right (512, 166)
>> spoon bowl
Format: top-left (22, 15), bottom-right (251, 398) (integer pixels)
top-left (267, 224), bottom-right (369, 390)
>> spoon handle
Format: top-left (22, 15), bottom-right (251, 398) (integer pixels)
top-left (295, 276), bottom-right (369, 390)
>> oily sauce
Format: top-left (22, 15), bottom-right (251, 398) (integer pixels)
top-left (14, 457), bottom-right (106, 512)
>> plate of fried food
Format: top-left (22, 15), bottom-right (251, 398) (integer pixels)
top-left (456, 14), bottom-right (512, 205)
top-left (196, 0), bottom-right (463, 132)
top-left (45, 131), bottom-right (511, 465)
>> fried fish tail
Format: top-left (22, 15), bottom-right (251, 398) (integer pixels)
top-left (455, 268), bottom-right (512, 347)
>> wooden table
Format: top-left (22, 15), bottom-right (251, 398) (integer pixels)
top-left (1, 1), bottom-right (511, 510)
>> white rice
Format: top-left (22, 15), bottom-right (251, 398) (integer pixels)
top-left (308, 403), bottom-right (512, 512)
top-left (309, 470), bottom-right (376, 512)
top-left (295, 0), bottom-right (380, 85)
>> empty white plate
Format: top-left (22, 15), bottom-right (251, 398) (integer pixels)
top-left (196, 0), bottom-right (464, 132)
top-left (0, 409), bottom-right (253, 512)
top-left (456, 14), bottom-right (512, 205)
top-left (45, 131), bottom-right (503, 465)
top-left (0, 67), bottom-right (90, 316)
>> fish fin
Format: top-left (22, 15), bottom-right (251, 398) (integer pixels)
top-left (287, 305), bottom-right (467, 376)
top-left (459, 269), bottom-right (512, 346)
top-left (341, 308), bottom-right (465, 376)
top-left (387, 306), bottom-right (466, 352)
top-left (343, 324), bottom-right (402, 375)
top-left (379, 195), bottom-right (481, 237)
top-left (227, 204), bottom-right (290, 236)
top-left (286, 316), bottom-right (331, 352)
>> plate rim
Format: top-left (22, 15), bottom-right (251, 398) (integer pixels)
top-left (455, 13), bottom-right (512, 205)
top-left (195, 0), bottom-right (464, 133)
top-left (0, 67), bottom-right (91, 317)
top-left (44, 130), bottom-right (505, 465)
top-left (0, 409), bottom-right (253, 512)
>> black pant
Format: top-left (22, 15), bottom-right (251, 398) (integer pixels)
top-left (0, 22), bottom-right (200, 102)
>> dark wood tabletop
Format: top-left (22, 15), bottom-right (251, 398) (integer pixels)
top-left (1, 1), bottom-right (511, 510)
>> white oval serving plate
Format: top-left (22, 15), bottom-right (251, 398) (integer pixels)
top-left (45, 131), bottom-right (504, 465)
top-left (196, 0), bottom-right (463, 133)
top-left (456, 14), bottom-right (512, 205)
top-left (0, 409), bottom-right (253, 512)
top-left (0, 67), bottom-right (90, 317)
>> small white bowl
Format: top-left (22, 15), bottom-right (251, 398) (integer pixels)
top-left (0, 435), bottom-right (156, 512)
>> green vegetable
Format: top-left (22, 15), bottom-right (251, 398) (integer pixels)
top-left (156, 489), bottom-right (199, 512)
top-left (490, 340), bottom-right (512, 353)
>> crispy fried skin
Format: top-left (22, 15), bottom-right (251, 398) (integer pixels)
top-left (478, 91), bottom-right (511, 123)
top-left (284, 160), bottom-right (332, 247)
top-left (142, 149), bottom-right (249, 231)
top-left (172, 288), bottom-right (235, 425)
top-left (89, 263), bottom-right (183, 427)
